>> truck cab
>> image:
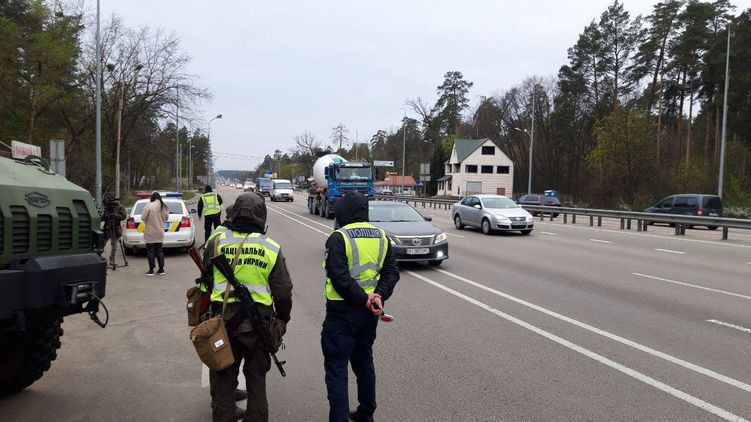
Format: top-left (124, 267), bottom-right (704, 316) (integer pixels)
top-left (325, 162), bottom-right (376, 199)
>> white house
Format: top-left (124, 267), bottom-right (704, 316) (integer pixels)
top-left (437, 138), bottom-right (514, 197)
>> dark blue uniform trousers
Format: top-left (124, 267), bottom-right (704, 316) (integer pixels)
top-left (321, 305), bottom-right (379, 422)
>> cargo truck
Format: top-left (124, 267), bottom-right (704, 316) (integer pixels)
top-left (307, 154), bottom-right (375, 219)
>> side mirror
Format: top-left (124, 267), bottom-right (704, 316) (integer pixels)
top-left (424, 216), bottom-right (433, 222)
top-left (190, 208), bottom-right (197, 214)
top-left (473, 204), bottom-right (482, 210)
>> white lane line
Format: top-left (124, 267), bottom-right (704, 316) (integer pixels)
top-left (201, 364), bottom-right (209, 387)
top-left (535, 221), bottom-right (751, 249)
top-left (655, 248), bottom-right (686, 255)
top-left (707, 319), bottom-right (751, 335)
top-left (446, 232), bottom-right (465, 238)
top-left (540, 231), bottom-right (557, 235)
top-left (632, 273), bottom-right (751, 301)
top-left (406, 270), bottom-right (746, 422)
top-left (268, 202), bottom-right (751, 406)
top-left (267, 207), bottom-right (330, 236)
top-left (589, 239), bottom-right (612, 244)
top-left (267, 204), bottom-right (334, 231)
top-left (432, 268), bottom-right (751, 393)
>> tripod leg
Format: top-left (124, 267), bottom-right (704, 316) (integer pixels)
top-left (119, 238), bottom-right (129, 266)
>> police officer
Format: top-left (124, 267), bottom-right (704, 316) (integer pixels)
top-left (198, 185), bottom-right (224, 241)
top-left (204, 203), bottom-right (248, 419)
top-left (203, 193), bottom-right (293, 422)
top-left (321, 192), bottom-right (399, 422)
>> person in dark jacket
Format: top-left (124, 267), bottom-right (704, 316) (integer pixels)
top-left (203, 192), bottom-right (293, 422)
top-left (198, 185), bottom-right (224, 242)
top-left (321, 192), bottom-right (399, 422)
top-left (102, 194), bottom-right (127, 268)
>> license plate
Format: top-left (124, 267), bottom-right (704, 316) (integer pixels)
top-left (406, 248), bottom-right (429, 255)
top-left (709, 213), bottom-right (718, 217)
top-left (512, 224), bottom-right (526, 228)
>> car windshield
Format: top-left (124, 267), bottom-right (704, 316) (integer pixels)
top-left (336, 167), bottom-right (371, 180)
top-left (481, 197), bottom-right (518, 209)
top-left (369, 204), bottom-right (425, 222)
top-left (274, 182), bottom-right (292, 189)
top-left (133, 201), bottom-right (183, 215)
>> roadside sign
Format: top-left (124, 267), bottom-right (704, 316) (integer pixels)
top-left (420, 163), bottom-right (430, 174)
top-left (417, 181), bottom-right (424, 187)
top-left (11, 140), bottom-right (41, 159)
top-left (373, 160), bottom-right (394, 167)
top-left (419, 175), bottom-right (431, 182)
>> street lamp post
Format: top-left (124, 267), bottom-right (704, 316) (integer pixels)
top-left (401, 109), bottom-right (406, 195)
top-left (114, 64), bottom-right (142, 198)
top-left (208, 114), bottom-right (222, 186)
top-left (175, 83), bottom-right (180, 191)
top-left (95, 0), bottom-right (102, 206)
top-left (514, 86), bottom-right (536, 195)
top-left (718, 25), bottom-right (731, 199)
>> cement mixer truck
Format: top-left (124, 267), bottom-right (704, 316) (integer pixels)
top-left (307, 154), bottom-right (375, 219)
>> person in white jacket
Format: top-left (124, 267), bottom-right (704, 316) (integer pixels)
top-left (140, 192), bottom-right (169, 276)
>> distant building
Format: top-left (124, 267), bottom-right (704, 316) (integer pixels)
top-left (375, 175), bottom-right (417, 195)
top-left (437, 138), bottom-right (514, 197)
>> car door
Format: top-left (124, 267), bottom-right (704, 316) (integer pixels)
top-left (465, 196), bottom-right (482, 227)
top-left (457, 196), bottom-right (471, 223)
top-left (654, 196), bottom-right (674, 215)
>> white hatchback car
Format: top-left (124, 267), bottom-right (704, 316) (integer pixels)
top-left (123, 197), bottom-right (196, 253)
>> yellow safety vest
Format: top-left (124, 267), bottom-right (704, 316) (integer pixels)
top-left (202, 193), bottom-right (221, 216)
top-left (323, 222), bottom-right (387, 301)
top-left (210, 230), bottom-right (279, 305)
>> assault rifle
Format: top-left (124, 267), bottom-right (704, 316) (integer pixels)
top-left (210, 254), bottom-right (287, 377)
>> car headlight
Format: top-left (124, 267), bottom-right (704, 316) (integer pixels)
top-left (526, 215), bottom-right (534, 221)
top-left (435, 232), bottom-right (447, 243)
top-left (388, 236), bottom-right (397, 246)
top-left (495, 214), bottom-right (510, 222)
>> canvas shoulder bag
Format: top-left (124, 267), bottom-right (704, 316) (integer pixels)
top-left (189, 234), bottom-right (250, 371)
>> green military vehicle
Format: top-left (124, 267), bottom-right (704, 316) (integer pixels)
top-left (0, 155), bottom-right (107, 396)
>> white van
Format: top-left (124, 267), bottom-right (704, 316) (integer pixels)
top-left (270, 179), bottom-right (293, 202)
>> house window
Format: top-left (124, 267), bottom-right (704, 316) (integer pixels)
top-left (465, 165), bottom-right (477, 173)
top-left (481, 146), bottom-right (495, 155)
top-left (481, 165), bottom-right (493, 174)
top-left (446, 164), bottom-right (451, 174)
top-left (453, 164), bottom-right (460, 173)
top-left (497, 166), bottom-right (510, 174)
top-left (448, 181), bottom-right (452, 191)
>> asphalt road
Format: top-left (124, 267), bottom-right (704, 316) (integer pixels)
top-left (2, 187), bottom-right (750, 421)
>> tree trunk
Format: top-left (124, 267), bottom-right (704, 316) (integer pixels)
top-left (686, 75), bottom-right (693, 168)
top-left (656, 71), bottom-right (664, 163)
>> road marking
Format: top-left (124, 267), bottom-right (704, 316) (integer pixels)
top-left (632, 273), bottom-right (751, 301)
top-left (540, 231), bottom-right (557, 235)
top-left (535, 221), bottom-right (751, 249)
top-left (654, 248), bottom-right (686, 255)
top-left (589, 238), bottom-right (612, 244)
top-left (201, 364), bottom-right (209, 387)
top-left (430, 267), bottom-right (751, 393)
top-left (266, 204), bottom-right (751, 395)
top-left (707, 319), bottom-right (751, 335)
top-left (406, 270), bottom-right (746, 422)
top-left (267, 204), bottom-right (334, 231)
top-left (267, 207), bottom-right (330, 236)
top-left (446, 232), bottom-right (465, 238)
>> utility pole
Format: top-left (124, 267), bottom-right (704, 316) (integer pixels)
top-left (718, 25), bottom-right (731, 199)
top-left (114, 64), bottom-right (142, 198)
top-left (528, 85), bottom-right (536, 195)
top-left (208, 114), bottom-right (222, 186)
top-left (175, 83), bottom-right (180, 191)
top-left (402, 109), bottom-right (406, 195)
top-left (355, 130), bottom-right (359, 161)
top-left (95, 0), bottom-right (102, 206)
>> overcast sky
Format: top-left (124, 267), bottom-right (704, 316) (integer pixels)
top-left (96, 0), bottom-right (750, 171)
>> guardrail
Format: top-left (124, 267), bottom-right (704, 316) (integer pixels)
top-left (375, 195), bottom-right (751, 240)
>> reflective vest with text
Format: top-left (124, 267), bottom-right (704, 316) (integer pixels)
top-left (202, 193), bottom-right (221, 216)
top-left (210, 230), bottom-right (279, 305)
top-left (323, 222), bottom-right (387, 301)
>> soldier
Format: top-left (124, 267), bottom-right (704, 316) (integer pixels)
top-left (203, 193), bottom-right (293, 421)
top-left (321, 192), bottom-right (400, 422)
top-left (101, 194), bottom-right (127, 268)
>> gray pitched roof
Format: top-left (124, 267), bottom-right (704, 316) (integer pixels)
top-left (453, 138), bottom-right (488, 162)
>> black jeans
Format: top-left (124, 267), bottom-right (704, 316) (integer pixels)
top-left (321, 305), bottom-right (379, 422)
top-left (212, 330), bottom-right (271, 422)
top-left (204, 214), bottom-right (222, 242)
top-left (145, 242), bottom-right (164, 271)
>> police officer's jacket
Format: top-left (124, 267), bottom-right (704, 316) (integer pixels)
top-left (203, 209), bottom-right (293, 323)
top-left (324, 194), bottom-right (399, 311)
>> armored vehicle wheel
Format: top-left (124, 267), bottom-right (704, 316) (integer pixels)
top-left (0, 318), bottom-right (63, 396)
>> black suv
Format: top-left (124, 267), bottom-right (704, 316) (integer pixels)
top-left (517, 194), bottom-right (561, 217)
top-left (644, 194), bottom-right (722, 230)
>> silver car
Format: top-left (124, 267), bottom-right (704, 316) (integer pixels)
top-left (452, 194), bottom-right (534, 235)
